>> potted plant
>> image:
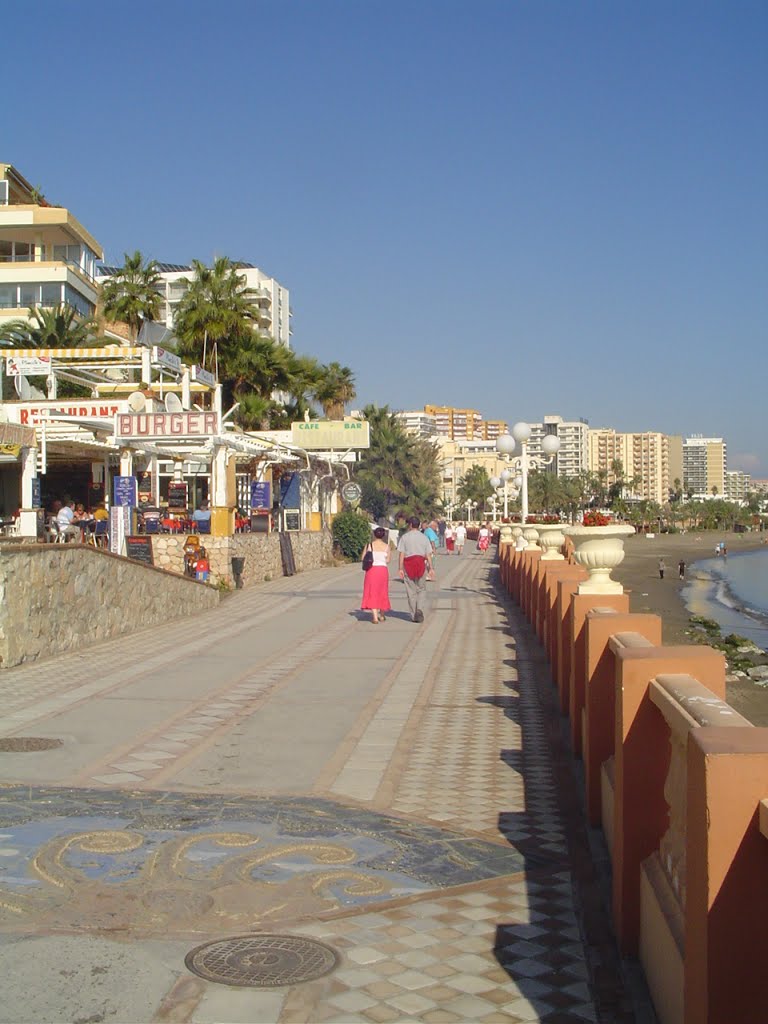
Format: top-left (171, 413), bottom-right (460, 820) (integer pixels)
top-left (564, 515), bottom-right (635, 593)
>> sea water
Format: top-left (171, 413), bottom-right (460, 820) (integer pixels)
top-left (683, 548), bottom-right (768, 652)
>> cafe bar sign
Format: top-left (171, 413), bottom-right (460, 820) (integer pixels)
top-left (115, 411), bottom-right (219, 440)
top-left (291, 420), bottom-right (370, 449)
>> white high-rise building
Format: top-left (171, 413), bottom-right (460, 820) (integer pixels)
top-left (524, 415), bottom-right (590, 477)
top-left (395, 410), bottom-right (438, 438)
top-left (97, 261), bottom-right (292, 349)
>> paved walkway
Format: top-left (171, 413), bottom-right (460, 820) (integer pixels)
top-left (0, 548), bottom-right (636, 1024)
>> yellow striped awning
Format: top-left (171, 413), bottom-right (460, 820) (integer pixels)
top-left (6, 347), bottom-right (144, 359)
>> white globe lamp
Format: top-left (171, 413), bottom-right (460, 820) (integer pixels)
top-left (511, 421), bottom-right (532, 444)
top-left (542, 434), bottom-right (561, 457)
top-left (490, 476), bottom-right (501, 489)
top-left (496, 434), bottom-right (516, 456)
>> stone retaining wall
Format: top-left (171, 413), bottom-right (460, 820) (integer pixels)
top-left (152, 530), bottom-right (335, 586)
top-left (0, 544), bottom-right (219, 668)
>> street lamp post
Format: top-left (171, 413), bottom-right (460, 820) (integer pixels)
top-left (495, 423), bottom-right (561, 525)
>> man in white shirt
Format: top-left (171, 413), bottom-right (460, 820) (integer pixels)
top-left (56, 500), bottom-right (79, 541)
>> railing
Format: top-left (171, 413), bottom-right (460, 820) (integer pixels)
top-left (498, 538), bottom-right (768, 1024)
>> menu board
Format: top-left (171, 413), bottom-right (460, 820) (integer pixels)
top-left (168, 482), bottom-right (188, 509)
top-left (250, 481), bottom-right (271, 510)
top-left (125, 536), bottom-right (154, 567)
top-left (113, 475), bottom-right (137, 507)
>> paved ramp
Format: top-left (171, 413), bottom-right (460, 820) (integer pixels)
top-left (0, 550), bottom-right (634, 1023)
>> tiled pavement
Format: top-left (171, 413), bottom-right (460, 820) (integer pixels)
top-left (0, 550), bottom-right (641, 1023)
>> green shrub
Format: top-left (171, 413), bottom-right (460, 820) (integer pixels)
top-left (332, 510), bottom-right (371, 560)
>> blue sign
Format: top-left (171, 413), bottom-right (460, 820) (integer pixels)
top-left (279, 473), bottom-right (301, 509)
top-left (31, 478), bottom-right (41, 509)
top-left (113, 475), bottom-right (138, 507)
top-left (250, 481), bottom-right (271, 510)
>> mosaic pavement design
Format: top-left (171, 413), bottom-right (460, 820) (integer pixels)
top-left (0, 788), bottom-right (525, 937)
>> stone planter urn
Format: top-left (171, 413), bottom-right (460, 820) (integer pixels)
top-left (536, 523), bottom-right (566, 560)
top-left (498, 524), bottom-right (514, 545)
top-left (522, 526), bottom-right (541, 551)
top-left (563, 524), bottom-right (635, 593)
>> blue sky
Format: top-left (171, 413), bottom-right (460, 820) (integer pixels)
top-left (6, 1), bottom-right (767, 474)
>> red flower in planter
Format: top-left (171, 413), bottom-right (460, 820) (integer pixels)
top-left (581, 511), bottom-right (612, 527)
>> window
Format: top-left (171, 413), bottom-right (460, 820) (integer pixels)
top-left (41, 283), bottom-right (62, 306)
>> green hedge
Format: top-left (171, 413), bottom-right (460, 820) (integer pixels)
top-left (332, 510), bottom-right (371, 560)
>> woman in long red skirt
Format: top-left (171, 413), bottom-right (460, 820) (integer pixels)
top-left (361, 526), bottom-right (392, 624)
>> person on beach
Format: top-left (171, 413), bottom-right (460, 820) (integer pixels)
top-left (361, 527), bottom-right (392, 624)
top-left (397, 516), bottom-right (435, 622)
top-left (658, 558), bottom-right (666, 580)
top-left (678, 559), bottom-right (685, 580)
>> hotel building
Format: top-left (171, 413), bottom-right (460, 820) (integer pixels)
top-left (588, 428), bottom-right (682, 505)
top-left (96, 262), bottom-right (292, 350)
top-left (0, 163), bottom-right (102, 324)
top-left (423, 406), bottom-right (508, 442)
top-left (682, 436), bottom-right (727, 499)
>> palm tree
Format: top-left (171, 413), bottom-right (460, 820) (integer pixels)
top-left (100, 250), bottom-right (161, 340)
top-left (173, 257), bottom-right (260, 369)
top-left (313, 362), bottom-right (356, 419)
top-left (0, 305), bottom-right (96, 348)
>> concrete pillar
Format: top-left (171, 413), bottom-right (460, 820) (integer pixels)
top-left (685, 728), bottom-right (768, 1024)
top-left (583, 611), bottom-right (662, 824)
top-left (569, 592), bottom-right (630, 755)
top-left (613, 645), bottom-right (726, 954)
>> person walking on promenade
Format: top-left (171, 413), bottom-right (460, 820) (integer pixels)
top-left (361, 527), bottom-right (392, 624)
top-left (454, 521), bottom-right (467, 555)
top-left (424, 520), bottom-right (439, 554)
top-left (477, 521), bottom-right (491, 554)
top-left (678, 559), bottom-right (686, 580)
top-left (397, 516), bottom-right (435, 623)
top-left (437, 518), bottom-right (446, 549)
top-left (658, 558), bottom-right (666, 580)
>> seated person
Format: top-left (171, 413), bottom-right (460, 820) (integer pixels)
top-left (56, 500), bottom-right (79, 540)
top-left (93, 504), bottom-right (109, 521)
top-left (192, 502), bottom-right (211, 531)
top-left (73, 503), bottom-right (91, 522)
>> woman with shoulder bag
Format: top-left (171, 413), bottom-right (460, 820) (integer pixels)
top-left (361, 527), bottom-right (392, 624)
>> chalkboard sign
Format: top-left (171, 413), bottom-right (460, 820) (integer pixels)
top-left (168, 482), bottom-right (188, 509)
top-left (125, 535), bottom-right (154, 567)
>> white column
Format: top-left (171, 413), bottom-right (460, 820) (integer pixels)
top-left (181, 370), bottom-right (191, 410)
top-left (141, 349), bottom-right (152, 386)
top-left (18, 446), bottom-right (39, 537)
top-left (120, 448), bottom-right (133, 476)
top-left (211, 445), bottom-right (228, 507)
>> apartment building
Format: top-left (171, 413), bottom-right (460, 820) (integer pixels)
top-left (424, 406), bottom-right (484, 440)
top-left (589, 428), bottom-right (681, 504)
top-left (683, 436), bottom-right (727, 499)
top-left (437, 437), bottom-right (508, 507)
top-left (530, 415), bottom-right (590, 478)
top-left (96, 262), bottom-right (292, 349)
top-left (725, 470), bottom-right (752, 502)
top-left (0, 163), bottom-right (102, 323)
top-left (394, 410), bottom-right (438, 438)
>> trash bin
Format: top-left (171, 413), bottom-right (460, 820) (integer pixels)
top-left (231, 556), bottom-right (245, 589)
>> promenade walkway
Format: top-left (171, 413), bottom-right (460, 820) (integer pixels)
top-left (0, 548), bottom-right (635, 1024)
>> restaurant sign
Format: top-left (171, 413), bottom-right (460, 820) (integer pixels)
top-left (115, 411), bottom-right (219, 440)
top-left (191, 365), bottom-right (216, 387)
top-left (6, 356), bottom-right (52, 377)
top-left (291, 420), bottom-right (370, 450)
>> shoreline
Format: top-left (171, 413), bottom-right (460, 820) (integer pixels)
top-left (613, 531), bottom-right (768, 725)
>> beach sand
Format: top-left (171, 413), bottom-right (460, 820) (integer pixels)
top-left (612, 531), bottom-right (768, 725)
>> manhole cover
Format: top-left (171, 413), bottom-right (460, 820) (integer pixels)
top-left (0, 737), bottom-right (62, 752)
top-left (185, 934), bottom-right (340, 988)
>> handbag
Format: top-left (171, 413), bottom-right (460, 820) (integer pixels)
top-left (362, 548), bottom-right (373, 571)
